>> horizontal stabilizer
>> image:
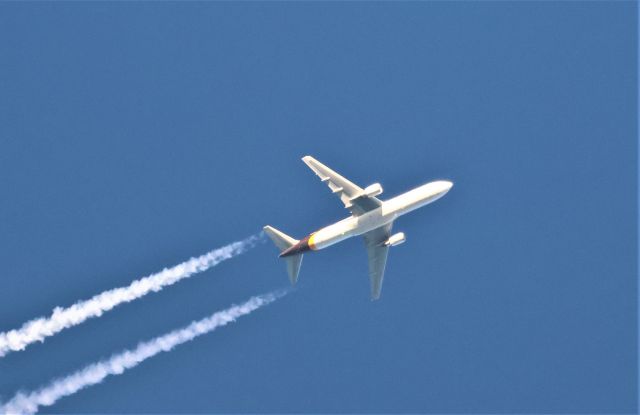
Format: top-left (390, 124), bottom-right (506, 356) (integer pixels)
top-left (264, 225), bottom-right (304, 285)
top-left (263, 225), bottom-right (298, 251)
top-left (285, 254), bottom-right (303, 284)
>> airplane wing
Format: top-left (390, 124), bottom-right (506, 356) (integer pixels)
top-left (302, 156), bottom-right (382, 216)
top-left (362, 223), bottom-right (393, 300)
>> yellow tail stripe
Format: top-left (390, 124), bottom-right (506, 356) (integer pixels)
top-left (308, 233), bottom-right (317, 250)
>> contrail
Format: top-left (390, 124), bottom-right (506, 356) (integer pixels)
top-left (0, 234), bottom-right (263, 358)
top-left (1, 290), bottom-right (288, 415)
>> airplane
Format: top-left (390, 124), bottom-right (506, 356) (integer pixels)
top-left (264, 156), bottom-right (453, 300)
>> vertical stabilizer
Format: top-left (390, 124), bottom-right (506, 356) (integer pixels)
top-left (263, 225), bottom-right (304, 284)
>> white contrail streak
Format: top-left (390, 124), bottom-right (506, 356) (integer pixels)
top-left (1, 290), bottom-right (287, 415)
top-left (0, 234), bottom-right (262, 357)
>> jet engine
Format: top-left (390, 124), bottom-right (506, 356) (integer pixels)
top-left (364, 183), bottom-right (383, 197)
top-left (384, 232), bottom-right (406, 247)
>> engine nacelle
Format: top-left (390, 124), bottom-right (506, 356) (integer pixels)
top-left (384, 232), bottom-right (406, 247)
top-left (364, 183), bottom-right (383, 197)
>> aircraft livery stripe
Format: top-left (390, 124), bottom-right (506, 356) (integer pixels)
top-left (308, 233), bottom-right (317, 250)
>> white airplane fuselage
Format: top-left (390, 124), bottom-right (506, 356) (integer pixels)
top-left (280, 180), bottom-right (453, 257)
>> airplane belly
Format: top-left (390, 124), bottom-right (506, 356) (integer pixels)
top-left (354, 209), bottom-right (395, 236)
top-left (309, 211), bottom-right (394, 251)
top-left (383, 181), bottom-right (453, 217)
top-left (306, 181), bottom-right (453, 252)
top-left (309, 219), bottom-right (357, 250)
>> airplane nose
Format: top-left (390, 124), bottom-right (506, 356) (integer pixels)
top-left (440, 180), bottom-right (454, 193)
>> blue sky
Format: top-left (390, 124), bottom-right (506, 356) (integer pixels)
top-left (0, 2), bottom-right (637, 413)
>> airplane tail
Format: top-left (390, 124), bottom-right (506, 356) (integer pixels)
top-left (263, 226), bottom-right (303, 285)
